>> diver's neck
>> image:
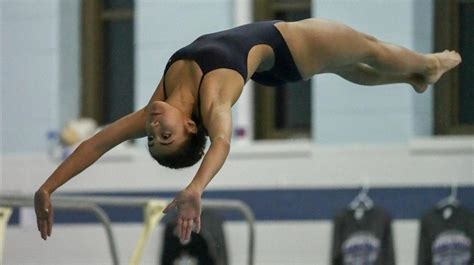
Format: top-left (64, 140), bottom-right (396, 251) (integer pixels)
top-left (166, 86), bottom-right (196, 117)
top-left (164, 60), bottom-right (202, 117)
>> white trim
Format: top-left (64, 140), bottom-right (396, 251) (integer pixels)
top-left (36, 136), bottom-right (474, 165)
top-left (230, 139), bottom-right (313, 158)
top-left (410, 136), bottom-right (474, 155)
top-left (231, 0), bottom-right (254, 142)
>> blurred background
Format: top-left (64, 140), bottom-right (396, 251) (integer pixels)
top-left (1, 0), bottom-right (473, 264)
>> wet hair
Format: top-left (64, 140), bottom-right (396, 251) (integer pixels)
top-left (149, 117), bottom-right (207, 169)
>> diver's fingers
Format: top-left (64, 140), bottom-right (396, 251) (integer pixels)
top-left (184, 219), bottom-right (193, 241)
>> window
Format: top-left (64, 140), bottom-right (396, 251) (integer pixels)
top-left (434, 0), bottom-right (474, 135)
top-left (253, 0), bottom-right (312, 139)
top-left (81, 0), bottom-right (135, 124)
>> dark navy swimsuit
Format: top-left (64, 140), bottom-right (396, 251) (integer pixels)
top-left (162, 20), bottom-right (303, 126)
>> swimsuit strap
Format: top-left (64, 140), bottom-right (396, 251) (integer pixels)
top-left (197, 74), bottom-right (205, 123)
top-left (163, 76), bottom-right (168, 99)
top-left (163, 60), bottom-right (172, 100)
top-left (197, 74), bottom-right (209, 136)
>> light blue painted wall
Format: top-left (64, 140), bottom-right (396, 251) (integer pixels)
top-left (312, 0), bottom-right (433, 143)
top-left (134, 0), bottom-right (234, 109)
top-left (412, 0), bottom-right (434, 137)
top-left (1, 0), bottom-right (60, 153)
top-left (1, 0), bottom-right (433, 152)
top-left (58, 0), bottom-right (80, 129)
top-left (134, 0), bottom-right (234, 147)
top-left (1, 0), bottom-right (233, 153)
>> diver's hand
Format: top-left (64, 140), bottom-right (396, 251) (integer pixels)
top-left (163, 188), bottom-right (202, 243)
top-left (34, 188), bottom-right (54, 240)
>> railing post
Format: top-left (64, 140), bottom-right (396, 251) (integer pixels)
top-left (0, 207), bottom-right (13, 265)
top-left (0, 195), bottom-right (256, 265)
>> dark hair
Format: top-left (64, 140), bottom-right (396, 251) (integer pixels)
top-left (149, 120), bottom-right (207, 169)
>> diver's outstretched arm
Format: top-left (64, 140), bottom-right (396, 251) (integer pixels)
top-left (35, 107), bottom-right (148, 240)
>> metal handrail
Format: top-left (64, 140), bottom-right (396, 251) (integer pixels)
top-left (0, 207), bottom-right (13, 265)
top-left (201, 199), bottom-right (256, 265)
top-left (0, 196), bottom-right (120, 265)
top-left (0, 194), bottom-right (256, 265)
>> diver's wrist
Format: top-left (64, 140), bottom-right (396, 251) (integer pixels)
top-left (186, 182), bottom-right (204, 195)
top-left (38, 183), bottom-right (51, 193)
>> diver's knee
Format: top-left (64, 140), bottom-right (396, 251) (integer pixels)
top-left (363, 33), bottom-right (378, 42)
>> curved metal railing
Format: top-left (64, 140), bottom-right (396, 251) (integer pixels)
top-left (0, 194), bottom-right (255, 265)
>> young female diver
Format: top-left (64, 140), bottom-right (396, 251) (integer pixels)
top-left (35, 18), bottom-right (461, 243)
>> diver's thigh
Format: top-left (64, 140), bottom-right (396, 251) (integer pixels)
top-left (278, 18), bottom-right (376, 77)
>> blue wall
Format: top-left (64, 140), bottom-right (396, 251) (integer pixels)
top-left (8, 186), bottom-right (474, 224)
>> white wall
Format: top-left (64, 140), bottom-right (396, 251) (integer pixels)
top-left (312, 0), bottom-right (434, 143)
top-left (2, 141), bottom-right (474, 265)
top-left (2, 221), bottom-right (422, 265)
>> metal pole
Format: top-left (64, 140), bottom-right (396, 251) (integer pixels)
top-left (0, 194), bottom-right (256, 265)
top-left (0, 207), bottom-right (13, 265)
top-left (0, 196), bottom-right (120, 265)
top-left (58, 196), bottom-right (256, 265)
top-left (202, 199), bottom-right (256, 265)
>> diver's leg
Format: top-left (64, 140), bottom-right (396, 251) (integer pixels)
top-left (332, 63), bottom-right (426, 91)
top-left (282, 18), bottom-right (461, 93)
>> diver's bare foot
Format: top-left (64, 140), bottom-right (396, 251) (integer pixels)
top-left (423, 50), bottom-right (462, 88)
top-left (411, 51), bottom-right (461, 93)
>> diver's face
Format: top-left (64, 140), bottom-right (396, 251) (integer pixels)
top-left (146, 101), bottom-right (192, 155)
